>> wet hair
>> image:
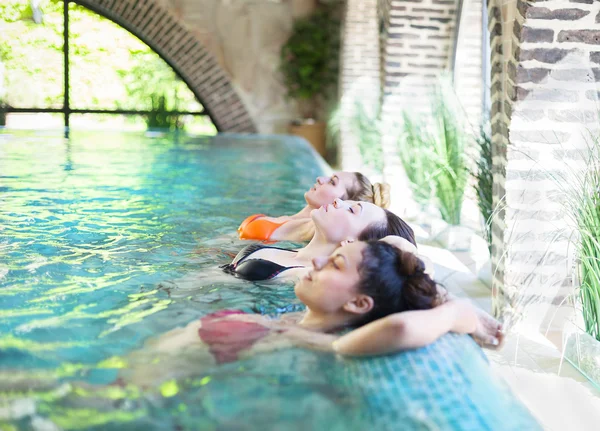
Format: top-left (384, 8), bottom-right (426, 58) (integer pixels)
top-left (354, 241), bottom-right (441, 326)
top-left (345, 172), bottom-right (391, 209)
top-left (357, 209), bottom-right (416, 246)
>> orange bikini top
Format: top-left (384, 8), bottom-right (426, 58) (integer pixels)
top-left (237, 214), bottom-right (286, 241)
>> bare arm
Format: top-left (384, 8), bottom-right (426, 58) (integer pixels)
top-left (332, 300), bottom-right (500, 357)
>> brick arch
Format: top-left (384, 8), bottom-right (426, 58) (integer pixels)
top-left (75, 0), bottom-right (257, 133)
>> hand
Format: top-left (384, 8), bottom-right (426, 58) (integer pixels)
top-left (449, 299), bottom-right (503, 349)
top-left (380, 235), bottom-right (417, 254)
top-left (471, 307), bottom-right (504, 349)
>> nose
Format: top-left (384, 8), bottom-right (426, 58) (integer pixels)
top-left (312, 256), bottom-right (328, 271)
top-left (333, 198), bottom-right (346, 209)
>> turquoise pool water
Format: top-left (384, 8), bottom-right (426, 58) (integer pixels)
top-left (0, 131), bottom-right (539, 430)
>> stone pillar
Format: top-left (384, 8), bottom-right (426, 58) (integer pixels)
top-left (488, 0), bottom-right (600, 328)
top-left (338, 0), bottom-right (381, 172)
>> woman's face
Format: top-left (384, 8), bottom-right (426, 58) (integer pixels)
top-left (295, 241), bottom-right (367, 314)
top-left (311, 199), bottom-right (386, 244)
top-left (304, 172), bottom-right (356, 208)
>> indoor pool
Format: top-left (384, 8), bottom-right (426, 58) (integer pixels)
top-left (0, 130), bottom-right (539, 430)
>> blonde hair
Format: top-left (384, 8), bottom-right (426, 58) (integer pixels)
top-left (345, 172), bottom-right (391, 209)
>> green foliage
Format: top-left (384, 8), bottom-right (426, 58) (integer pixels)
top-left (397, 85), bottom-right (469, 224)
top-left (429, 89), bottom-right (469, 225)
top-left (473, 123), bottom-right (493, 251)
top-left (351, 101), bottom-right (384, 173)
top-left (280, 7), bottom-right (340, 119)
top-left (0, 0), bottom-right (211, 132)
top-left (545, 136), bottom-right (600, 342)
top-left (146, 94), bottom-right (183, 131)
top-left (564, 138), bottom-right (600, 342)
top-left (397, 113), bottom-right (434, 206)
top-left (328, 100), bottom-right (384, 173)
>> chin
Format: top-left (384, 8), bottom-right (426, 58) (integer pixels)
top-left (294, 280), bottom-right (308, 302)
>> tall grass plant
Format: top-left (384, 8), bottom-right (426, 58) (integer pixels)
top-left (328, 99), bottom-right (384, 173)
top-left (540, 135), bottom-right (600, 342)
top-left (397, 113), bottom-right (434, 206)
top-left (473, 123), bottom-right (493, 251)
top-left (570, 137), bottom-right (600, 341)
top-left (397, 85), bottom-right (469, 225)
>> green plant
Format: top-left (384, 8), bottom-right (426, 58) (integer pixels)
top-left (571, 139), bottom-right (600, 341)
top-left (544, 136), bottom-right (600, 342)
top-left (473, 123), bottom-right (493, 251)
top-left (328, 100), bottom-right (384, 173)
top-left (429, 89), bottom-right (469, 225)
top-left (397, 86), bottom-right (469, 224)
top-left (0, 100), bottom-right (7, 126)
top-left (397, 113), bottom-right (434, 206)
top-left (280, 7), bottom-right (340, 119)
top-left (352, 101), bottom-right (384, 173)
top-left (146, 93), bottom-right (183, 131)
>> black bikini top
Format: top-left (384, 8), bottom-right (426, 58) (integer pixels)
top-left (221, 243), bottom-right (303, 281)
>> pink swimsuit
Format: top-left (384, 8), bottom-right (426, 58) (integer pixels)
top-left (198, 310), bottom-right (270, 364)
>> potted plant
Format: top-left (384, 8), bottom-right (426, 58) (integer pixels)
top-left (0, 101), bottom-right (7, 127)
top-left (397, 84), bottom-right (471, 250)
top-left (280, 6), bottom-right (340, 157)
top-left (145, 92), bottom-right (184, 136)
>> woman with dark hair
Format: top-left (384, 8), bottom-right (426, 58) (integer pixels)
top-left (124, 239), bottom-right (501, 385)
top-left (223, 198), bottom-right (416, 281)
top-left (238, 172), bottom-right (391, 242)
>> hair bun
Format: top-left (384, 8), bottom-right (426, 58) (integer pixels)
top-left (372, 182), bottom-right (391, 209)
top-left (395, 249), bottom-right (424, 278)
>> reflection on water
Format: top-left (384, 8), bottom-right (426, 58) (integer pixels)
top-left (0, 131), bottom-right (539, 430)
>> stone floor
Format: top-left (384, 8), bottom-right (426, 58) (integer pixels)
top-left (416, 239), bottom-right (600, 430)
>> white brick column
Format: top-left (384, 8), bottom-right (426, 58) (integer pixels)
top-left (488, 0), bottom-right (600, 327)
top-left (338, 0), bottom-right (381, 171)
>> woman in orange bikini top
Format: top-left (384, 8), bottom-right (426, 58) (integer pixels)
top-left (238, 172), bottom-right (391, 242)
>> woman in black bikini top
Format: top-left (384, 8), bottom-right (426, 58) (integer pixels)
top-left (123, 239), bottom-right (502, 386)
top-left (222, 198), bottom-right (415, 281)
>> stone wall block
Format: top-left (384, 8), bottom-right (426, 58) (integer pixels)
top-left (491, 22), bottom-right (503, 38)
top-left (517, 0), bottom-right (530, 18)
top-left (520, 48), bottom-right (570, 63)
top-left (510, 130), bottom-right (571, 145)
top-left (558, 30), bottom-right (600, 44)
top-left (585, 90), bottom-right (600, 100)
top-left (563, 68), bottom-right (597, 81)
top-left (522, 27), bottom-right (554, 43)
top-left (503, 101), bottom-right (513, 119)
top-left (513, 109), bottom-right (545, 121)
top-left (549, 109), bottom-right (598, 123)
top-left (517, 66), bottom-right (550, 83)
top-left (526, 7), bottom-right (590, 20)
top-left (590, 52), bottom-right (600, 63)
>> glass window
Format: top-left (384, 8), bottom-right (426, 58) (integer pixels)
top-left (0, 0), bottom-right (215, 133)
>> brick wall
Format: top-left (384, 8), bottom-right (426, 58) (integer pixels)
top-left (454, 0), bottom-right (484, 126)
top-left (338, 0), bottom-right (381, 172)
top-left (78, 0), bottom-right (258, 133)
top-left (488, 0), bottom-right (600, 325)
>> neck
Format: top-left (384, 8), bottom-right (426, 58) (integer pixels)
top-left (299, 308), bottom-right (352, 332)
top-left (296, 228), bottom-right (337, 261)
top-left (292, 205), bottom-right (314, 218)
